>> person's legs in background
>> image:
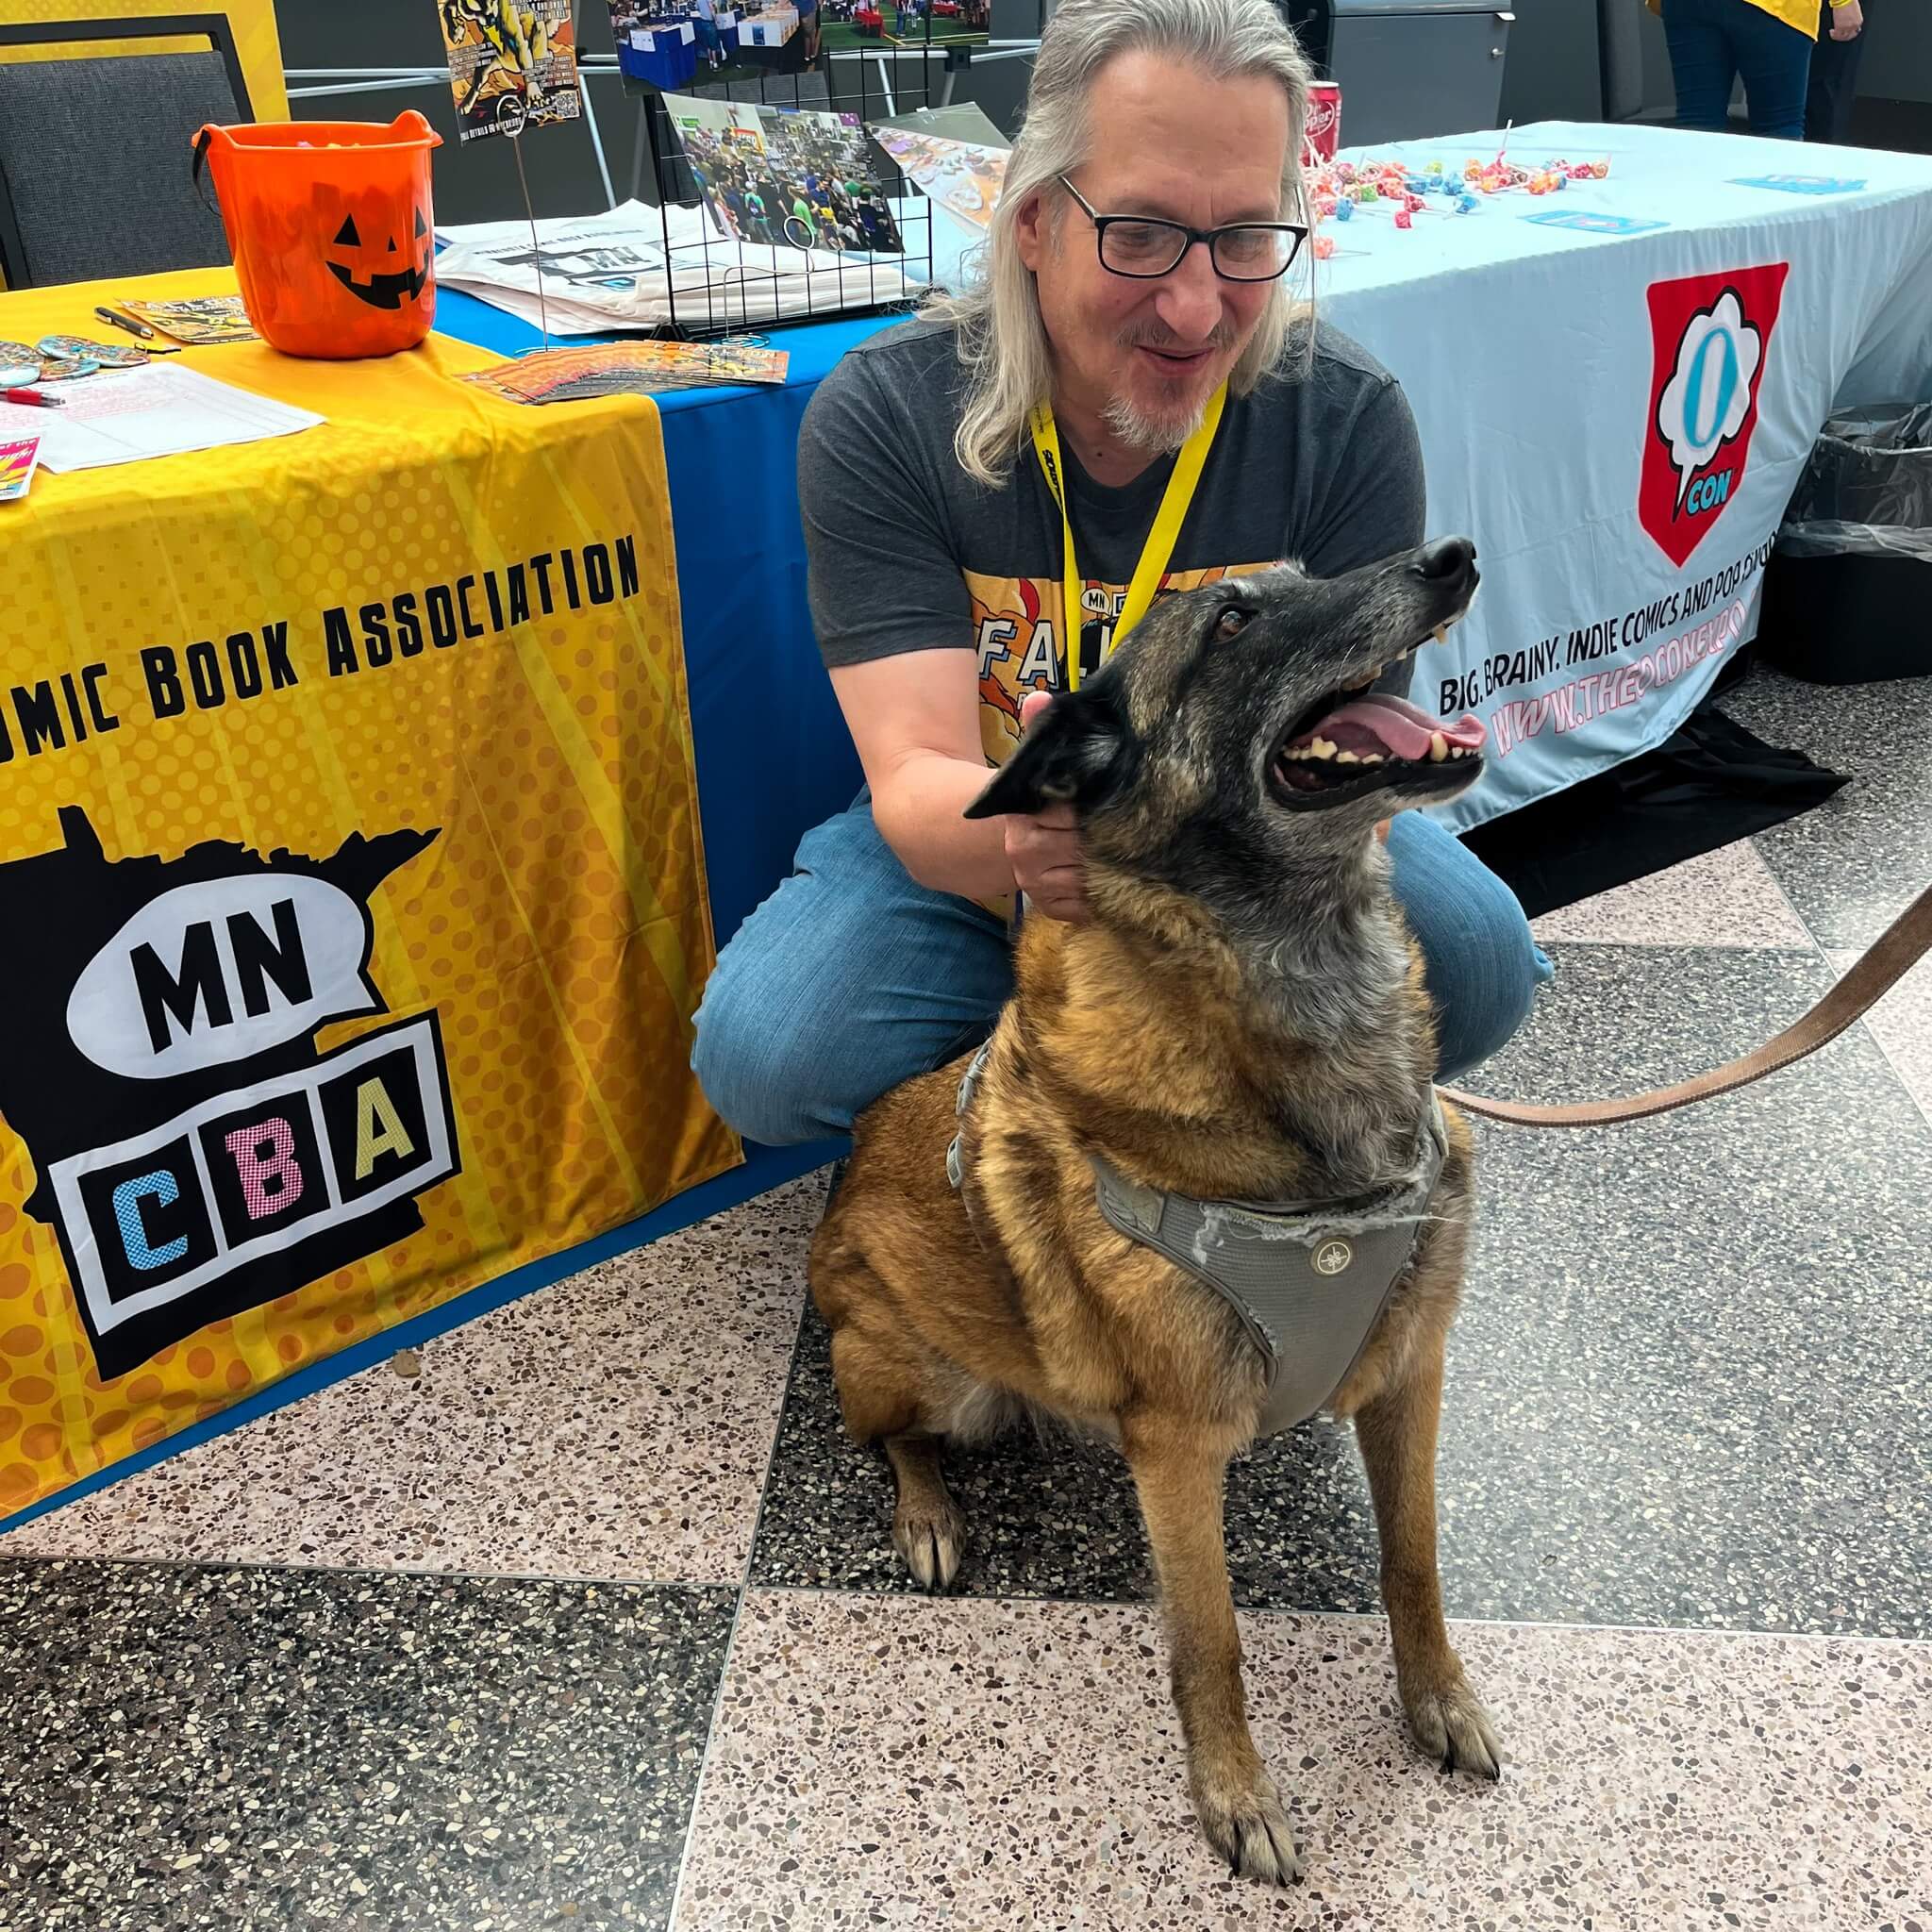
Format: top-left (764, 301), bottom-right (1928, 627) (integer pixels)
top-left (1731, 0), bottom-right (1814, 136)
top-left (1385, 812), bottom-right (1555, 1081)
top-left (1663, 0), bottom-right (1740, 132)
top-left (1806, 0), bottom-right (1868, 141)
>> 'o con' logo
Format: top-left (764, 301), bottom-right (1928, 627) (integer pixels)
top-left (1639, 263), bottom-right (1789, 568)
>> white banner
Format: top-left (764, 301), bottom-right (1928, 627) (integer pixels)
top-left (1316, 122), bottom-right (1932, 831)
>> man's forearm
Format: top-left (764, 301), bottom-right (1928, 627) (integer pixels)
top-left (871, 750), bottom-right (1017, 901)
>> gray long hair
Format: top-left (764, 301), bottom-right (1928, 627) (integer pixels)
top-left (926, 0), bottom-right (1316, 489)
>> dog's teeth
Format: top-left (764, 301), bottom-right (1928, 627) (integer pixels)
top-left (1308, 737), bottom-right (1338, 760)
top-left (1359, 752), bottom-right (1384, 765)
top-left (1428, 731), bottom-right (1449, 762)
top-left (1432, 623), bottom-right (1449, 644)
top-left (1335, 749), bottom-right (1359, 764)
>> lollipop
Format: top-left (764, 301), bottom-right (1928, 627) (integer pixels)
top-left (1313, 232), bottom-right (1337, 259)
top-left (1333, 196), bottom-right (1354, 222)
top-left (1393, 208), bottom-right (1412, 229)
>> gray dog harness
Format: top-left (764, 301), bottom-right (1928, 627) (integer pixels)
top-left (946, 1044), bottom-right (1448, 1437)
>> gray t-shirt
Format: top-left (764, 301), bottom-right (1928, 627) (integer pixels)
top-left (797, 313), bottom-right (1426, 768)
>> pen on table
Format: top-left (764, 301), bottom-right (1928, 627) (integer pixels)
top-left (93, 306), bottom-right (180, 352)
top-left (2, 388), bottom-right (64, 408)
top-left (96, 306), bottom-right (153, 339)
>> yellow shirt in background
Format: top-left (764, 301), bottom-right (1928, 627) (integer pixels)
top-left (1646, 0), bottom-right (1821, 38)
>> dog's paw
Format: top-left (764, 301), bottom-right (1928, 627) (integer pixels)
top-left (1403, 1674), bottom-right (1504, 1781)
top-left (891, 1495), bottom-right (964, 1591)
top-left (1191, 1764), bottom-right (1304, 1885)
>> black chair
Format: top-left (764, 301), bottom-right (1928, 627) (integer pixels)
top-left (0, 13), bottom-right (251, 288)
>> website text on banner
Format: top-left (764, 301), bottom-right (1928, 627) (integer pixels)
top-left (0, 278), bottom-right (738, 1521)
top-left (1314, 122), bottom-right (1932, 833)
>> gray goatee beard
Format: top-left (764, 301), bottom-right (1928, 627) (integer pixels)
top-left (1102, 390), bottom-right (1211, 455)
top-left (1104, 322), bottom-right (1237, 453)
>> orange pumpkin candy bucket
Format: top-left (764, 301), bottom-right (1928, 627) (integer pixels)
top-left (192, 111), bottom-right (443, 359)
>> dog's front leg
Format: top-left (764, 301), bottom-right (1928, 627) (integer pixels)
top-left (1354, 1335), bottom-right (1503, 1779)
top-left (1123, 1413), bottom-right (1302, 1885)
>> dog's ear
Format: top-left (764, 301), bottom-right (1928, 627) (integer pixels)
top-left (962, 687), bottom-right (1131, 820)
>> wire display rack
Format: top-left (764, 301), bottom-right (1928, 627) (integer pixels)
top-left (614, 16), bottom-right (994, 340)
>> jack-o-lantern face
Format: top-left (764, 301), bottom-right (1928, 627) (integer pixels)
top-left (325, 208), bottom-right (431, 310)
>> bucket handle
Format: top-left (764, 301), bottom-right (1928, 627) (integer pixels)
top-left (191, 125), bottom-right (221, 217)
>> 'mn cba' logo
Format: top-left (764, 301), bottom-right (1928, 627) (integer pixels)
top-left (1640, 263), bottom-right (1789, 569)
top-left (1, 808), bottom-right (458, 1379)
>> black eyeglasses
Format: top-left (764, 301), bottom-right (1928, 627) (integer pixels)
top-left (1057, 175), bottom-right (1307, 282)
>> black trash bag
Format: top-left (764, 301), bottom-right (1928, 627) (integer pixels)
top-left (1757, 402), bottom-right (1932, 685)
top-left (1777, 403), bottom-right (1932, 562)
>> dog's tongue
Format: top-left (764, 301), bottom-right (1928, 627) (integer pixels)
top-left (1293, 694), bottom-right (1487, 760)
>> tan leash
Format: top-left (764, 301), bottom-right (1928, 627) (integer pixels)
top-left (1438, 880), bottom-right (1932, 1128)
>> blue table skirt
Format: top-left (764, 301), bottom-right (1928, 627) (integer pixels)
top-left (619, 28), bottom-right (699, 91)
top-left (616, 15), bottom-right (798, 86)
top-left (0, 287), bottom-right (898, 1533)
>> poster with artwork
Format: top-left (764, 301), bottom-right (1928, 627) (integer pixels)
top-left (871, 127), bottom-right (1007, 232)
top-left (436, 0), bottom-right (581, 142)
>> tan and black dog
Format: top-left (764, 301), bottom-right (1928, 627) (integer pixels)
top-left (809, 539), bottom-right (1503, 1885)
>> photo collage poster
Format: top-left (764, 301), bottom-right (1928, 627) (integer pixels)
top-left (666, 94), bottom-right (907, 255)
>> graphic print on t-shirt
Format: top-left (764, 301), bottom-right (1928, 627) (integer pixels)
top-left (966, 562), bottom-right (1278, 764)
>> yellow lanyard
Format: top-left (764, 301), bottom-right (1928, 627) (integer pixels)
top-left (1027, 382), bottom-right (1226, 691)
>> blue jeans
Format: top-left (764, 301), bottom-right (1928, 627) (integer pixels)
top-left (1664, 0), bottom-right (1814, 139)
top-left (691, 800), bottom-right (1555, 1147)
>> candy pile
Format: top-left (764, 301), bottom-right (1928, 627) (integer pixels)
top-left (1305, 152), bottom-right (1612, 242)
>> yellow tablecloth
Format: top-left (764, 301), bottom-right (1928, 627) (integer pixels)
top-left (0, 269), bottom-right (740, 1517)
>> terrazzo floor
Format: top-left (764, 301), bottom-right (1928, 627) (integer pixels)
top-left (4, 662), bottom-right (1929, 1931)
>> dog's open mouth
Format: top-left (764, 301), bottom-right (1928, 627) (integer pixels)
top-left (1268, 634), bottom-right (1488, 809)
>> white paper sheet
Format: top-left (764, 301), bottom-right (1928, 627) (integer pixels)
top-left (0, 364), bottom-right (324, 474)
